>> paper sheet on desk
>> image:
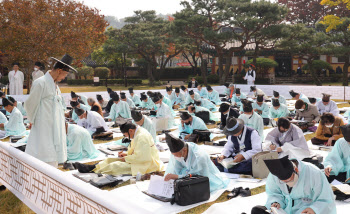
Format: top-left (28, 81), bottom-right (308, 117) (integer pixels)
top-left (147, 175), bottom-right (174, 198)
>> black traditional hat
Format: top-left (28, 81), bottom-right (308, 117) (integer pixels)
top-left (250, 86), bottom-right (256, 92)
top-left (74, 108), bottom-right (85, 116)
top-left (242, 101), bottom-right (253, 113)
top-left (223, 117), bottom-right (244, 136)
top-left (264, 156), bottom-right (294, 181)
top-left (189, 90), bottom-right (194, 95)
top-left (235, 88), bottom-right (241, 95)
top-left (34, 62), bottom-right (42, 67)
top-left (107, 88), bottom-right (113, 94)
top-left (289, 90), bottom-right (298, 98)
top-left (156, 92), bottom-right (163, 99)
top-left (131, 110), bottom-right (143, 122)
top-left (140, 93), bottom-right (148, 101)
top-left (272, 98), bottom-right (280, 107)
top-left (340, 124), bottom-right (350, 142)
top-left (8, 96), bottom-right (16, 103)
top-left (219, 103), bottom-right (230, 113)
top-left (112, 93), bottom-right (120, 102)
top-left (120, 122), bottom-right (136, 133)
top-left (180, 85), bottom-right (187, 91)
top-left (166, 86), bottom-right (172, 92)
top-left (180, 111), bottom-right (191, 120)
top-left (51, 54), bottom-right (77, 73)
top-left (128, 88), bottom-right (134, 94)
top-left (224, 83), bottom-right (230, 88)
top-left (206, 85), bottom-right (213, 91)
top-left (120, 92), bottom-right (126, 100)
top-left (71, 91), bottom-right (77, 98)
top-left (147, 91), bottom-right (154, 97)
top-left (322, 93), bottom-right (331, 102)
top-left (273, 90), bottom-right (279, 97)
top-left (96, 94), bottom-right (103, 101)
top-left (151, 95), bottom-right (160, 103)
top-left (2, 98), bottom-right (13, 107)
top-left (308, 97), bottom-right (317, 104)
top-left (175, 87), bottom-right (180, 93)
top-left (256, 95), bottom-right (264, 102)
top-left (194, 99), bottom-right (201, 106)
top-left (165, 133), bottom-right (185, 153)
top-left (70, 101), bottom-right (79, 108)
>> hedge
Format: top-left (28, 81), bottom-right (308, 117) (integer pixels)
top-left (67, 79), bottom-right (142, 85)
top-left (159, 67), bottom-right (200, 79)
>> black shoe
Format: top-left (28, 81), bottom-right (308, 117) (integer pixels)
top-left (239, 188), bottom-right (251, 197)
top-left (63, 161), bottom-right (75, 170)
top-left (0, 185), bottom-right (6, 191)
top-left (227, 187), bottom-right (242, 199)
top-left (74, 162), bottom-right (96, 173)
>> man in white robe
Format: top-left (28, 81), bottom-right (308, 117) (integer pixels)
top-left (316, 93), bottom-right (339, 116)
top-left (25, 54), bottom-right (76, 167)
top-left (243, 64), bottom-right (256, 85)
top-left (32, 62), bottom-right (45, 82)
top-left (96, 94), bottom-right (108, 109)
top-left (152, 95), bottom-right (175, 129)
top-left (8, 62), bottom-right (24, 95)
top-left (75, 108), bottom-right (109, 135)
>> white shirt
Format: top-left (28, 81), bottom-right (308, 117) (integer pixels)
top-left (221, 127), bottom-right (262, 160)
top-left (316, 100), bottom-right (339, 116)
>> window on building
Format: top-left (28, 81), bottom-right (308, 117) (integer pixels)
top-left (338, 56), bottom-right (347, 63)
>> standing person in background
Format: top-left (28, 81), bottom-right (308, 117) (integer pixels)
top-left (188, 77), bottom-right (198, 88)
top-left (25, 54), bottom-right (77, 168)
top-left (32, 62), bottom-right (45, 82)
top-left (8, 62), bottom-right (24, 95)
top-left (243, 64), bottom-right (256, 85)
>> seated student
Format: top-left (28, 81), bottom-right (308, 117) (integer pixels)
top-left (194, 99), bottom-right (217, 112)
top-left (294, 99), bottom-right (320, 125)
top-left (252, 95), bottom-right (270, 124)
top-left (66, 123), bottom-right (100, 161)
top-left (188, 104), bottom-right (219, 122)
top-left (215, 117), bottom-right (262, 175)
top-left (75, 108), bottom-right (109, 135)
top-left (165, 85), bottom-right (174, 99)
top-left (231, 88), bottom-right (247, 107)
top-left (140, 92), bottom-right (156, 110)
top-left (250, 86), bottom-right (268, 100)
top-left (185, 90), bottom-right (201, 105)
top-left (180, 85), bottom-right (189, 98)
top-left (70, 100), bottom-right (91, 124)
top-left (227, 83), bottom-right (235, 100)
top-left (207, 85), bottom-right (222, 105)
top-left (219, 103), bottom-right (240, 129)
top-left (311, 113), bottom-right (344, 146)
top-left (152, 95), bottom-right (175, 129)
top-left (155, 92), bottom-right (172, 110)
top-left (273, 90), bottom-right (287, 105)
top-left (172, 87), bottom-right (185, 109)
top-left (238, 101), bottom-right (264, 141)
top-left (0, 110), bottom-right (7, 124)
top-left (289, 90), bottom-right (310, 104)
top-left (105, 90), bottom-right (116, 113)
top-left (308, 97), bottom-right (319, 105)
top-left (224, 83), bottom-right (230, 96)
top-left (71, 91), bottom-right (88, 105)
top-left (316, 93), bottom-right (340, 117)
top-left (128, 88), bottom-right (141, 107)
top-left (324, 124), bottom-right (350, 183)
top-left (188, 77), bottom-right (199, 88)
top-left (75, 122), bottom-right (164, 176)
top-left (87, 98), bottom-right (103, 117)
top-left (269, 99), bottom-right (290, 119)
top-left (164, 133), bottom-right (229, 192)
top-left (251, 156), bottom-right (336, 214)
top-left (107, 93), bottom-right (131, 121)
top-left (96, 94), bottom-right (108, 110)
top-left (265, 118), bottom-right (310, 160)
top-left (7, 96), bottom-right (26, 116)
top-left (120, 92), bottom-right (135, 108)
top-left (178, 111), bottom-right (211, 140)
top-left (131, 109), bottom-right (156, 142)
top-left (197, 84), bottom-right (209, 99)
top-left (0, 98), bottom-right (26, 138)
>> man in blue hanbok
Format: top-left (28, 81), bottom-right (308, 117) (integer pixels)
top-left (172, 87), bottom-right (185, 109)
top-left (164, 133), bottom-right (229, 192)
top-left (185, 90), bottom-right (201, 106)
top-left (25, 54), bottom-right (75, 167)
top-left (70, 100), bottom-right (91, 124)
top-left (7, 96), bottom-right (26, 116)
top-left (140, 93), bottom-right (156, 110)
top-left (181, 85), bottom-right (189, 98)
top-left (197, 84), bottom-right (209, 99)
top-left (66, 123), bottom-right (100, 161)
top-left (165, 86), bottom-right (175, 100)
top-left (131, 110), bottom-right (156, 142)
top-left (231, 88), bottom-right (247, 108)
top-left (128, 88), bottom-right (141, 107)
top-left (238, 101), bottom-right (264, 142)
top-left (273, 90), bottom-right (287, 105)
top-left (188, 104), bottom-right (219, 122)
top-left (251, 156), bottom-right (336, 214)
top-left (120, 92), bottom-right (135, 108)
top-left (215, 117), bottom-right (262, 175)
top-left (253, 95), bottom-right (270, 125)
top-left (107, 94), bottom-right (131, 121)
top-left (269, 99), bottom-right (290, 119)
top-left (324, 124), bottom-right (350, 183)
top-left (289, 90), bottom-right (310, 104)
top-left (224, 83), bottom-right (230, 96)
top-left (0, 98), bottom-right (26, 138)
top-left (194, 99), bottom-right (217, 112)
top-left (178, 111), bottom-right (211, 141)
top-left (207, 85), bottom-right (222, 105)
top-left (71, 91), bottom-right (88, 105)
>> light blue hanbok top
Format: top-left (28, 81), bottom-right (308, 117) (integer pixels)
top-left (108, 101), bottom-right (132, 120)
top-left (208, 90), bottom-right (222, 105)
top-left (72, 104), bottom-right (91, 123)
top-left (5, 107), bottom-right (26, 136)
top-left (269, 104), bottom-right (290, 118)
top-left (231, 93), bottom-right (247, 107)
top-left (178, 115), bottom-right (213, 140)
top-left (252, 102), bottom-right (270, 119)
top-left (198, 88), bottom-right (209, 99)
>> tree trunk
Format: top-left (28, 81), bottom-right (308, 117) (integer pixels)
top-left (217, 52), bottom-right (224, 84)
top-left (147, 62), bottom-right (155, 86)
top-left (200, 55), bottom-right (208, 85)
top-left (222, 55), bottom-right (232, 84)
top-left (308, 60), bottom-right (322, 86)
top-left (342, 55), bottom-right (349, 86)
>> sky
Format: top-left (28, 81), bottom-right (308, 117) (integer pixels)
top-left (76, 0), bottom-right (184, 19)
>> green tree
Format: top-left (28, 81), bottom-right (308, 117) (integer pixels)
top-left (95, 67), bottom-right (110, 87)
top-left (76, 66), bottom-right (94, 80)
top-left (245, 58), bottom-right (278, 77)
top-left (277, 24), bottom-right (328, 86)
top-left (302, 60), bottom-right (332, 73)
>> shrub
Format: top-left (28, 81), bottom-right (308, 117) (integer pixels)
top-left (302, 60), bottom-right (332, 71)
top-left (207, 74), bottom-right (219, 84)
top-left (76, 66), bottom-right (94, 79)
top-left (245, 58), bottom-right (278, 75)
top-left (95, 67), bottom-right (110, 79)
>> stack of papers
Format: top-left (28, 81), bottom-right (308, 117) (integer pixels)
top-left (220, 158), bottom-right (238, 169)
top-left (147, 175), bottom-right (174, 199)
